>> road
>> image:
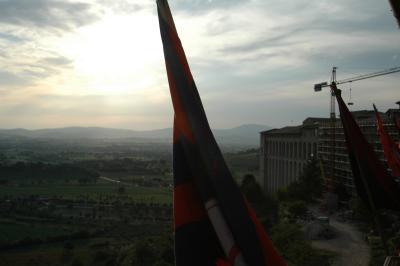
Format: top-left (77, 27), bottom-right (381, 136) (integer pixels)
top-left (311, 214), bottom-right (370, 266)
top-left (98, 176), bottom-right (134, 186)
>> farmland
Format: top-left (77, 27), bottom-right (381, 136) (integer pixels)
top-left (0, 182), bottom-right (172, 203)
top-left (0, 137), bottom-right (258, 265)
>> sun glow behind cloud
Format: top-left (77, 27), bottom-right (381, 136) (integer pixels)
top-left (58, 10), bottom-right (164, 95)
top-left (0, 0), bottom-right (399, 130)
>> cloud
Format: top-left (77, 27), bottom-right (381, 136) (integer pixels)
top-left (0, 0), bottom-right (99, 31)
top-left (0, 32), bottom-right (25, 43)
top-left (97, 0), bottom-right (147, 14)
top-left (163, 0), bottom-right (399, 128)
top-left (0, 1), bottom-right (101, 89)
top-left (0, 71), bottom-right (32, 87)
top-left (0, 0), bottom-right (398, 130)
top-left (179, 0), bottom-right (399, 81)
top-left (40, 56), bottom-right (73, 66)
top-left (0, 54), bottom-right (75, 89)
top-left (171, 0), bottom-right (248, 14)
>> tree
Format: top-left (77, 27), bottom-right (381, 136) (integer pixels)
top-left (118, 186), bottom-right (126, 194)
top-left (240, 174), bottom-right (265, 204)
top-left (334, 182), bottom-right (351, 203)
top-left (271, 222), bottom-right (312, 265)
top-left (132, 240), bottom-right (157, 266)
top-left (240, 174), bottom-right (279, 229)
top-left (286, 157), bottom-right (323, 202)
top-left (270, 222), bottom-right (335, 266)
top-left (284, 200), bottom-right (307, 221)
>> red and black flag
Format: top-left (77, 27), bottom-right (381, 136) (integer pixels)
top-left (157, 0), bottom-right (286, 265)
top-left (373, 104), bottom-right (400, 178)
top-left (332, 84), bottom-right (400, 211)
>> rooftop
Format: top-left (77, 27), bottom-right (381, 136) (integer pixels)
top-left (261, 108), bottom-right (393, 135)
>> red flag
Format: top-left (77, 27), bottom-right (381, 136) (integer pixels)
top-left (373, 104), bottom-right (400, 177)
top-left (332, 84), bottom-right (400, 211)
top-left (157, 0), bottom-right (286, 265)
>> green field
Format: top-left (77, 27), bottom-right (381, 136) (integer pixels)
top-left (0, 239), bottom-right (103, 266)
top-left (224, 150), bottom-right (259, 181)
top-left (0, 183), bottom-right (172, 203)
top-left (0, 223), bottom-right (171, 266)
top-left (0, 222), bottom-right (73, 243)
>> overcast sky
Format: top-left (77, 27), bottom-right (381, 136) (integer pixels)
top-left (0, 0), bottom-right (399, 130)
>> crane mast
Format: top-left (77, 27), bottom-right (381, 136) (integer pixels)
top-left (329, 67), bottom-right (337, 192)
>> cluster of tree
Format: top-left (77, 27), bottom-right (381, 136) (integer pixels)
top-left (277, 157), bottom-right (323, 203)
top-left (0, 196), bottom-right (173, 226)
top-left (350, 197), bottom-right (400, 266)
top-left (77, 158), bottom-right (171, 176)
top-left (240, 158), bottom-right (335, 266)
top-left (224, 150), bottom-right (259, 173)
top-left (271, 157), bottom-right (324, 222)
top-left (240, 174), bottom-right (279, 229)
top-left (1, 232), bottom-right (174, 266)
top-left (72, 234), bottom-right (174, 266)
top-left (0, 162), bottom-right (99, 184)
top-left (0, 229), bottom-right (93, 250)
top-left (127, 235), bottom-right (174, 266)
top-left (270, 222), bottom-right (336, 266)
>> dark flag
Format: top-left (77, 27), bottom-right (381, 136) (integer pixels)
top-left (332, 84), bottom-right (400, 211)
top-left (388, 0), bottom-right (400, 27)
top-left (373, 104), bottom-right (400, 178)
top-left (395, 116), bottom-right (400, 134)
top-left (157, 0), bottom-right (286, 265)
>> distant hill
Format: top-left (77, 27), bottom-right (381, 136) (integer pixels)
top-left (0, 124), bottom-right (272, 147)
top-left (213, 124), bottom-right (272, 146)
top-left (0, 127), bottom-right (172, 140)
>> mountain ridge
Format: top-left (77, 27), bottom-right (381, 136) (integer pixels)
top-left (0, 124), bottom-right (272, 146)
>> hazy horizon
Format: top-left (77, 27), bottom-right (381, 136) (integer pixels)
top-left (0, 123), bottom-right (272, 131)
top-left (0, 0), bottom-right (399, 130)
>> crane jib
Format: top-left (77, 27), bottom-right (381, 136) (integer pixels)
top-left (315, 66), bottom-right (400, 89)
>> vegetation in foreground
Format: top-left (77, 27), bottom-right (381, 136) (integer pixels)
top-left (240, 157), bottom-right (337, 266)
top-left (0, 142), bottom-right (347, 266)
top-left (350, 197), bottom-right (400, 266)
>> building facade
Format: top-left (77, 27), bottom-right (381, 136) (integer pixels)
top-left (260, 109), bottom-right (400, 195)
top-left (259, 118), bottom-right (328, 193)
top-left (318, 110), bottom-right (400, 195)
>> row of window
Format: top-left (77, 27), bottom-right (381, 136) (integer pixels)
top-left (264, 158), bottom-right (305, 192)
top-left (264, 140), bottom-right (317, 159)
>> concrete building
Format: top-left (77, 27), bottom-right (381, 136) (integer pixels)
top-left (260, 109), bottom-right (400, 195)
top-left (259, 118), bottom-right (328, 193)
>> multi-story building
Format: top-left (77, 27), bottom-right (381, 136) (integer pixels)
top-left (259, 118), bottom-right (329, 193)
top-left (318, 110), bottom-right (400, 195)
top-left (260, 109), bottom-right (399, 195)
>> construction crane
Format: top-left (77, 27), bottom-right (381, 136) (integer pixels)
top-left (314, 66), bottom-right (400, 121)
top-left (313, 66), bottom-right (400, 195)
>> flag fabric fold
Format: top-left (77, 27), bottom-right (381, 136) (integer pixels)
top-left (373, 104), bottom-right (400, 178)
top-left (157, 0), bottom-right (286, 265)
top-left (395, 117), bottom-right (400, 135)
top-left (388, 0), bottom-right (400, 27)
top-left (332, 84), bottom-right (400, 211)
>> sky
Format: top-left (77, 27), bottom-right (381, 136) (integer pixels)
top-left (0, 0), bottom-right (399, 130)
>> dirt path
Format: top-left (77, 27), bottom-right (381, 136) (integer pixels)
top-left (312, 216), bottom-right (370, 266)
top-left (98, 176), bottom-right (133, 186)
